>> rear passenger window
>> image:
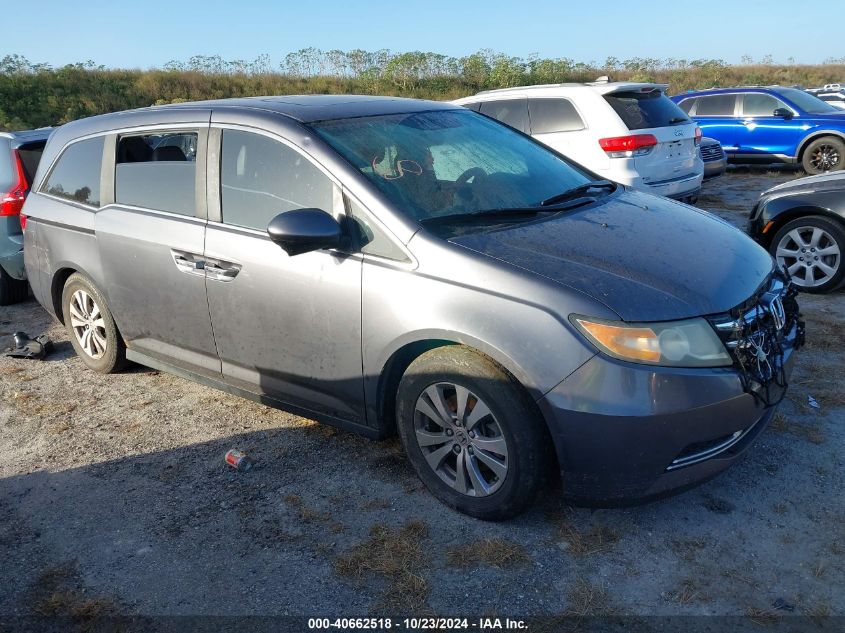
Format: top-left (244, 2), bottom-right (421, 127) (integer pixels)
top-left (220, 129), bottom-right (335, 231)
top-left (41, 136), bottom-right (104, 207)
top-left (742, 93), bottom-right (783, 117)
top-left (479, 99), bottom-right (529, 133)
top-left (115, 132), bottom-right (198, 216)
top-left (462, 102), bottom-right (483, 112)
top-left (694, 95), bottom-right (737, 116)
top-left (528, 98), bottom-right (585, 134)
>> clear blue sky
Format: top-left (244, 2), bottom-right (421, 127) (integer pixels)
top-left (5, 0), bottom-right (840, 68)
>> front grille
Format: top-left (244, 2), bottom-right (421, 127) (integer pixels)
top-left (700, 143), bottom-right (724, 162)
top-left (708, 273), bottom-right (805, 406)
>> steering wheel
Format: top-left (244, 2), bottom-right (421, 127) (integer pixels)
top-left (456, 167), bottom-right (488, 187)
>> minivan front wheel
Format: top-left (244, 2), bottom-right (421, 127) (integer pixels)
top-left (62, 273), bottom-right (126, 373)
top-left (396, 347), bottom-right (548, 520)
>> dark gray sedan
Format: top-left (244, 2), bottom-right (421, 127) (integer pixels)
top-left (22, 96), bottom-right (803, 519)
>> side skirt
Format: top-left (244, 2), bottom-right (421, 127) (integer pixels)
top-left (126, 349), bottom-right (382, 440)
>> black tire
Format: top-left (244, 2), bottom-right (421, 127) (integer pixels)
top-left (0, 266), bottom-right (29, 306)
top-left (801, 136), bottom-right (845, 175)
top-left (396, 346), bottom-right (549, 520)
top-left (770, 215), bottom-right (845, 294)
top-left (61, 273), bottom-right (127, 373)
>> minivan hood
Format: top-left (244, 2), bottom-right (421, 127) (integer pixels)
top-left (450, 191), bottom-right (774, 322)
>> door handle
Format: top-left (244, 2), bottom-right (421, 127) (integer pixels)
top-left (205, 261), bottom-right (241, 281)
top-left (171, 250), bottom-right (205, 275)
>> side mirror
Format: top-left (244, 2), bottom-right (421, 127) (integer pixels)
top-left (267, 208), bottom-right (342, 256)
top-left (773, 107), bottom-right (794, 119)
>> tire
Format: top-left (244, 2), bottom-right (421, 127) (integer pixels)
top-left (770, 215), bottom-right (845, 293)
top-left (801, 136), bottom-right (845, 175)
top-left (0, 266), bottom-right (29, 306)
top-left (396, 346), bottom-right (549, 520)
top-left (61, 273), bottom-right (127, 373)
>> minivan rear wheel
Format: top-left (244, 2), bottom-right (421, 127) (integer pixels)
top-left (0, 267), bottom-right (29, 306)
top-left (396, 346), bottom-right (548, 520)
top-left (62, 273), bottom-right (127, 373)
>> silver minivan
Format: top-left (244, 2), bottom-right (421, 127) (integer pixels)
top-left (23, 96), bottom-right (802, 519)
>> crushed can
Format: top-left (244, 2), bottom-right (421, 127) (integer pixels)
top-left (224, 449), bottom-right (253, 471)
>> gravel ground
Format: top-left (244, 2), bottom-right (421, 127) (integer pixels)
top-left (1, 168), bottom-right (843, 626)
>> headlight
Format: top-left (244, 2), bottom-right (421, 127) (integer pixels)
top-left (570, 315), bottom-right (732, 368)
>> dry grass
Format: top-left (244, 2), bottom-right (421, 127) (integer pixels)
top-left (745, 606), bottom-right (781, 625)
top-left (802, 310), bottom-right (845, 352)
top-left (334, 520), bottom-right (430, 613)
top-left (359, 498), bottom-right (392, 511)
top-left (445, 537), bottom-right (531, 569)
top-left (563, 579), bottom-right (611, 617)
top-left (769, 412), bottom-right (826, 444)
top-left (812, 560), bottom-right (826, 578)
top-left (31, 564), bottom-right (121, 630)
top-left (555, 521), bottom-right (621, 556)
top-left (0, 364), bottom-right (25, 376)
top-left (772, 502), bottom-right (788, 515)
top-left (667, 579), bottom-right (701, 605)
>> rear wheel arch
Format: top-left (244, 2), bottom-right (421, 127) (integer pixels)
top-left (797, 131), bottom-right (845, 162)
top-left (51, 267), bottom-right (78, 323)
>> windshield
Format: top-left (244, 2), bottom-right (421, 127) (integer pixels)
top-left (310, 109), bottom-right (593, 222)
top-left (774, 88), bottom-right (839, 114)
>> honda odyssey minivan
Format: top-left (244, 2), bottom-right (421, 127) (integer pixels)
top-left (23, 96), bottom-right (803, 519)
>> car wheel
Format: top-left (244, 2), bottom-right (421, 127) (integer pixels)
top-left (396, 346), bottom-right (549, 520)
top-left (771, 215), bottom-right (844, 293)
top-left (0, 266), bottom-right (29, 306)
top-left (801, 137), bottom-right (845, 174)
top-left (61, 273), bottom-right (127, 373)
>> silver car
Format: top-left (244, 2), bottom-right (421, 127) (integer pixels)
top-left (23, 96), bottom-right (803, 519)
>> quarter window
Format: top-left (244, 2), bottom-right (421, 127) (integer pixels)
top-left (115, 132), bottom-right (198, 216)
top-left (346, 197), bottom-right (409, 262)
top-left (478, 99), bottom-right (529, 133)
top-left (41, 136), bottom-right (104, 207)
top-left (528, 98), bottom-right (585, 134)
top-left (220, 130), bottom-right (335, 231)
top-left (677, 98), bottom-right (694, 114)
top-left (694, 95), bottom-right (737, 116)
top-left (742, 93), bottom-right (785, 117)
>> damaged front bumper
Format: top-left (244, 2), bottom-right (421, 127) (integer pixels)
top-left (539, 275), bottom-right (803, 505)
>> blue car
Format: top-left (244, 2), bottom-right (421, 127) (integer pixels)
top-left (671, 87), bottom-right (845, 174)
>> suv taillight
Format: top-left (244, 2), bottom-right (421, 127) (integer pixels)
top-left (0, 150), bottom-right (29, 223)
top-left (695, 127), bottom-right (702, 146)
top-left (599, 134), bottom-right (658, 158)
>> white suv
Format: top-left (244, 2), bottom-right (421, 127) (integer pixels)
top-left (453, 81), bottom-right (704, 202)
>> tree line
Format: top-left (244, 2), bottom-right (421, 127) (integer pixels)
top-left (1, 51), bottom-right (843, 131)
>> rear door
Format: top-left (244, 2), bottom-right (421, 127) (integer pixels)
top-left (202, 123), bottom-right (366, 424)
top-left (686, 93), bottom-right (742, 154)
top-left (95, 113), bottom-right (220, 377)
top-left (603, 87), bottom-right (700, 180)
top-left (735, 92), bottom-right (805, 158)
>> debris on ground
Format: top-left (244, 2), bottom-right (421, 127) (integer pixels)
top-left (3, 331), bottom-right (54, 360)
top-left (807, 395), bottom-right (820, 409)
top-left (772, 597), bottom-right (796, 612)
top-left (224, 449), bottom-right (253, 471)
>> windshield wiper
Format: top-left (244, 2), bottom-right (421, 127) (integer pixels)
top-left (668, 116), bottom-right (690, 124)
top-left (421, 197), bottom-right (595, 226)
top-left (540, 180), bottom-right (617, 207)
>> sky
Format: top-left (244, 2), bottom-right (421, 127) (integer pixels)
top-left (4, 0), bottom-right (841, 68)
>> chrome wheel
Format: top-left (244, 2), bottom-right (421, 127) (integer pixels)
top-left (68, 289), bottom-right (107, 359)
top-left (413, 383), bottom-right (509, 497)
top-left (809, 143), bottom-right (842, 172)
top-left (776, 226), bottom-right (841, 288)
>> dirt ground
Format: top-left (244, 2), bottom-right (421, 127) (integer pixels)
top-left (1, 168), bottom-right (843, 627)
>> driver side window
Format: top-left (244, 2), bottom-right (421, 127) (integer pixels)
top-left (220, 129), bottom-right (335, 231)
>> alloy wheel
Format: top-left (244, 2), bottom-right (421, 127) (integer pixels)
top-left (776, 226), bottom-right (841, 288)
top-left (68, 289), bottom-right (108, 359)
top-left (809, 144), bottom-right (842, 172)
top-left (413, 382), bottom-right (509, 497)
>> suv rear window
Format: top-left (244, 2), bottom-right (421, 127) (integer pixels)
top-left (41, 136), bottom-right (104, 207)
top-left (603, 90), bottom-right (690, 130)
top-left (478, 99), bottom-right (529, 133)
